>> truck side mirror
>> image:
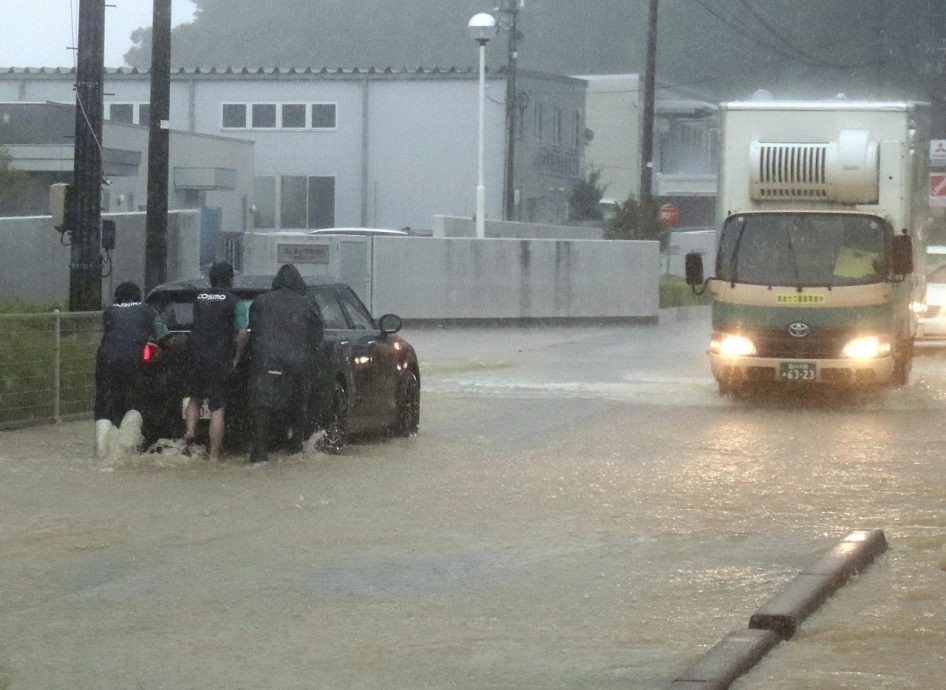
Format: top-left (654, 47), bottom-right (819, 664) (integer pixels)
top-left (891, 234), bottom-right (913, 276)
top-left (685, 252), bottom-right (704, 286)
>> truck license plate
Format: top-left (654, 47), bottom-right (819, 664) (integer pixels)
top-left (779, 362), bottom-right (816, 381)
top-left (182, 397), bottom-right (212, 420)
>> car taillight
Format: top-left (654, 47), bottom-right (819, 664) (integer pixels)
top-left (142, 342), bottom-right (158, 362)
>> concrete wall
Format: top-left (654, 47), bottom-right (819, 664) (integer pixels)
top-left (433, 215), bottom-right (604, 240)
top-left (239, 233), bottom-right (658, 322)
top-left (370, 237), bottom-right (658, 321)
top-left (0, 211), bottom-right (199, 304)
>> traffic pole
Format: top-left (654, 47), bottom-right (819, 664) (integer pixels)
top-left (639, 0), bottom-right (659, 238)
top-left (68, 0), bottom-right (105, 312)
top-left (145, 0), bottom-right (172, 292)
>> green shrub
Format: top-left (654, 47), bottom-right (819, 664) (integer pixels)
top-left (0, 303), bottom-right (63, 314)
top-left (659, 273), bottom-right (712, 308)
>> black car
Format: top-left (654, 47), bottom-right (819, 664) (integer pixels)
top-left (141, 276), bottom-right (420, 451)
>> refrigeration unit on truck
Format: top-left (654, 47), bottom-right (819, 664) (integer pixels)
top-left (685, 101), bottom-right (927, 393)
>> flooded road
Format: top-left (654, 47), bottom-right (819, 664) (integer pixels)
top-left (1, 312), bottom-right (944, 688)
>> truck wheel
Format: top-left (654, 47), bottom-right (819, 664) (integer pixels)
top-left (320, 381), bottom-right (348, 454)
top-left (892, 339), bottom-right (914, 387)
top-left (392, 370), bottom-right (420, 437)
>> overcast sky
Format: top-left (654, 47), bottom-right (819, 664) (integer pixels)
top-left (0, 0), bottom-right (196, 68)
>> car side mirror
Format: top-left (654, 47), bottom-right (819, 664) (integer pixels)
top-left (891, 234), bottom-right (913, 276)
top-left (685, 252), bottom-right (704, 286)
top-left (378, 313), bottom-right (403, 334)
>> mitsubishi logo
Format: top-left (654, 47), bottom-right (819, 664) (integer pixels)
top-left (788, 322), bottom-right (810, 338)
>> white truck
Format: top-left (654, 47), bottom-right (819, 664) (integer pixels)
top-left (686, 100), bottom-right (928, 393)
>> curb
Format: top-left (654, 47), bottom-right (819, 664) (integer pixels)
top-left (749, 529), bottom-right (887, 639)
top-left (668, 629), bottom-right (780, 690)
top-left (668, 529), bottom-right (887, 689)
top-left (658, 305), bottom-right (711, 324)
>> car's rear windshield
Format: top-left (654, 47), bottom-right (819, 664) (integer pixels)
top-left (147, 285), bottom-right (372, 331)
top-left (148, 290), bottom-right (262, 330)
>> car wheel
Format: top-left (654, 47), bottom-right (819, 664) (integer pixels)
top-left (320, 381), bottom-right (348, 454)
top-left (393, 370), bottom-right (420, 437)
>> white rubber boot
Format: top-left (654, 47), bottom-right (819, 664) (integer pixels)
top-left (95, 419), bottom-right (114, 460)
top-left (117, 410), bottom-right (144, 453)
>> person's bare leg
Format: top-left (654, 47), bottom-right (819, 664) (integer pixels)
top-left (208, 408), bottom-right (225, 461)
top-left (184, 398), bottom-right (201, 441)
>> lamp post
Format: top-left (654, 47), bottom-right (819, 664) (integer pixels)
top-left (468, 12), bottom-right (497, 239)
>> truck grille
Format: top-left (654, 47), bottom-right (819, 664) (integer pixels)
top-left (727, 325), bottom-right (851, 359)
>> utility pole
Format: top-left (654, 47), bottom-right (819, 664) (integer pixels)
top-left (639, 0), bottom-right (659, 235)
top-left (68, 0), bottom-right (106, 311)
top-left (501, 0), bottom-right (522, 221)
top-left (145, 0), bottom-right (172, 292)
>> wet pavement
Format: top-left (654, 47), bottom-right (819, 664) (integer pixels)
top-left (1, 313), bottom-right (944, 688)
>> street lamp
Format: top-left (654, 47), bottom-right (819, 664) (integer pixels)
top-left (468, 12), bottom-right (497, 239)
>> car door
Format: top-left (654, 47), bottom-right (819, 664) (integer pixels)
top-left (309, 287), bottom-right (372, 430)
top-left (335, 286), bottom-right (399, 428)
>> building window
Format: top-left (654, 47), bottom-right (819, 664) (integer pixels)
top-left (552, 106), bottom-right (562, 146)
top-left (311, 103), bottom-right (337, 129)
top-left (106, 102), bottom-right (151, 125)
top-left (280, 176), bottom-right (308, 228)
top-left (282, 103), bottom-right (306, 128)
top-left (571, 111), bottom-right (581, 150)
top-left (535, 102), bottom-right (545, 142)
top-left (222, 103), bottom-right (247, 129)
top-left (307, 176), bottom-right (335, 228)
top-left (252, 176), bottom-right (276, 228)
top-left (108, 103), bottom-right (134, 124)
top-left (252, 103), bottom-right (277, 129)
top-left (276, 175), bottom-right (336, 229)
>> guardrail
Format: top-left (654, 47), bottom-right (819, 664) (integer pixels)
top-left (0, 311), bottom-right (101, 429)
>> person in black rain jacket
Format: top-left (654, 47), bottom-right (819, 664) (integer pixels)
top-left (181, 262), bottom-right (249, 460)
top-left (247, 264), bottom-right (323, 463)
top-left (94, 281), bottom-right (168, 458)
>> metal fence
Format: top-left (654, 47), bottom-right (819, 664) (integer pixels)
top-left (0, 311), bottom-right (102, 429)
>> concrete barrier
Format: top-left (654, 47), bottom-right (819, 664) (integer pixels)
top-left (668, 629), bottom-right (781, 690)
top-left (749, 529), bottom-right (887, 639)
top-left (668, 529), bottom-right (888, 688)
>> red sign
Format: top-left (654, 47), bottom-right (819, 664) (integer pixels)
top-left (658, 203), bottom-right (680, 227)
top-left (930, 174), bottom-right (946, 208)
top-left (931, 174), bottom-right (946, 196)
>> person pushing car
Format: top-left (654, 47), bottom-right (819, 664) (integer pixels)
top-left (247, 263), bottom-right (323, 463)
top-left (94, 281), bottom-right (169, 459)
top-left (182, 261), bottom-right (249, 460)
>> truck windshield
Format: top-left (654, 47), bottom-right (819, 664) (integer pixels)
top-left (716, 213), bottom-right (889, 288)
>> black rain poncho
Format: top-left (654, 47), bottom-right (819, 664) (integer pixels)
top-left (247, 264), bottom-right (324, 410)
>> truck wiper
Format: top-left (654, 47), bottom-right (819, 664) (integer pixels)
top-left (783, 225), bottom-right (803, 292)
top-left (729, 217), bottom-right (747, 287)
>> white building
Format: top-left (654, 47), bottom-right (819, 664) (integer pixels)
top-left (0, 66), bottom-right (587, 232)
top-left (577, 74), bottom-right (718, 228)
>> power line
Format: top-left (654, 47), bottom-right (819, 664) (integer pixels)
top-left (729, 0), bottom-right (877, 70)
top-left (693, 0), bottom-right (879, 71)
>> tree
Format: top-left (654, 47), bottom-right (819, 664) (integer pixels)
top-left (120, 1), bottom-right (946, 105)
top-left (604, 194), bottom-right (660, 241)
top-left (567, 168), bottom-right (606, 222)
top-left (0, 146), bottom-right (46, 217)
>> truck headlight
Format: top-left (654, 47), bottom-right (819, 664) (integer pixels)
top-left (712, 334), bottom-right (757, 357)
top-left (842, 335), bottom-right (890, 359)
